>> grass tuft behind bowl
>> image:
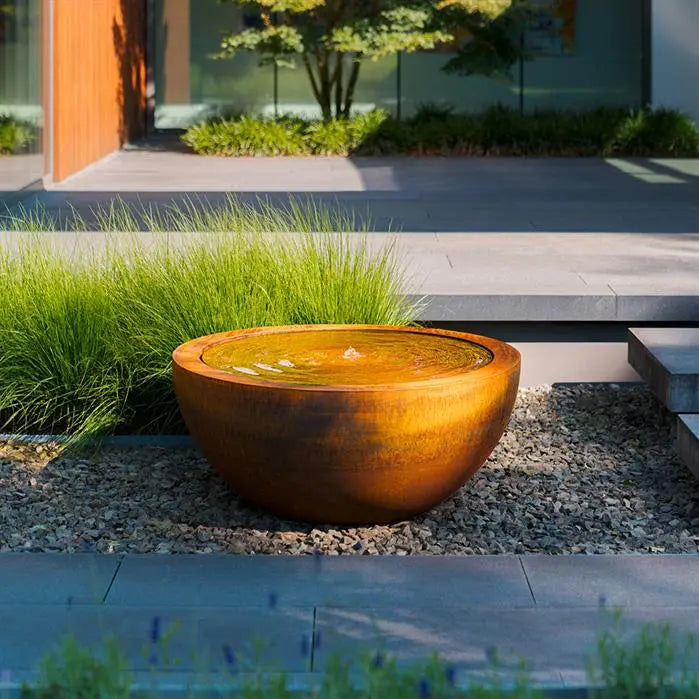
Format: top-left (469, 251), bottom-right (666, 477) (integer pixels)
top-left (0, 226), bottom-right (417, 443)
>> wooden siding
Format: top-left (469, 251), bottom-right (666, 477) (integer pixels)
top-left (52, 0), bottom-right (146, 182)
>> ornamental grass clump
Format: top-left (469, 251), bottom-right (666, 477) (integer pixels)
top-left (0, 229), bottom-right (415, 442)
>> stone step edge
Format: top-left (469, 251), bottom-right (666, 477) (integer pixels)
top-left (678, 414), bottom-right (699, 480)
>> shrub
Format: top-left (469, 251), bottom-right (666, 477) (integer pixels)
top-left (182, 110), bottom-right (391, 157)
top-left (181, 114), bottom-right (308, 156)
top-left (605, 108), bottom-right (699, 156)
top-left (182, 107), bottom-right (699, 158)
top-left (0, 114), bottom-right (34, 154)
top-left (0, 200), bottom-right (416, 441)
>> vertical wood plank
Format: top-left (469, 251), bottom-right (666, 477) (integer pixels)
top-left (52, 0), bottom-right (146, 182)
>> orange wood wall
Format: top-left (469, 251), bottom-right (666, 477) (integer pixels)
top-left (52, 0), bottom-right (146, 182)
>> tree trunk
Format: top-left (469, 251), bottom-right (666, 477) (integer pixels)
top-left (318, 49), bottom-right (333, 120)
top-left (302, 53), bottom-right (332, 120)
top-left (334, 53), bottom-right (344, 118)
top-left (342, 56), bottom-right (362, 118)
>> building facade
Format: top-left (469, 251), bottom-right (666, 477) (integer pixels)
top-left (0, 0), bottom-right (696, 190)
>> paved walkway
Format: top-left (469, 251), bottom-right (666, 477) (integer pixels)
top-left (1, 553), bottom-right (699, 692)
top-left (44, 150), bottom-right (699, 235)
top-left (7, 152), bottom-right (696, 323)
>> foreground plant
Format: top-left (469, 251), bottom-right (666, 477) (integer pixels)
top-left (589, 610), bottom-right (699, 698)
top-left (24, 634), bottom-right (130, 698)
top-left (18, 612), bottom-right (699, 697)
top-left (0, 217), bottom-right (415, 441)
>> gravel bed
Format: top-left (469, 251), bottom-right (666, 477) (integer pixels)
top-left (1, 384), bottom-right (698, 555)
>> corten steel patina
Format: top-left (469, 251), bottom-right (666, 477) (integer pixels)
top-left (172, 325), bottom-right (520, 524)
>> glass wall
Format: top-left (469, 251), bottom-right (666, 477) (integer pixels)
top-left (154, 0), bottom-right (644, 128)
top-left (0, 0), bottom-right (43, 197)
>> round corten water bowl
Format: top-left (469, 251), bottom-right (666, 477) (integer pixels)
top-left (172, 324), bottom-right (520, 524)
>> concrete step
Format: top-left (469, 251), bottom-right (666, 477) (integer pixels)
top-left (678, 414), bottom-right (699, 479)
top-left (628, 328), bottom-right (699, 413)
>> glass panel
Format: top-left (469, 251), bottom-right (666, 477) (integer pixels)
top-left (154, 0), bottom-right (272, 129)
top-left (277, 55), bottom-right (397, 119)
top-left (154, 0), bottom-right (644, 127)
top-left (0, 0), bottom-right (44, 197)
top-left (401, 52), bottom-right (519, 116)
top-left (523, 0), bottom-right (643, 111)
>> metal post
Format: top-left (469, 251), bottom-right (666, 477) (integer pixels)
top-left (519, 31), bottom-right (524, 115)
top-left (145, 0), bottom-right (156, 135)
top-left (396, 51), bottom-right (402, 121)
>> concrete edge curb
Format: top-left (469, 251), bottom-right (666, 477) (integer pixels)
top-left (0, 433), bottom-right (195, 447)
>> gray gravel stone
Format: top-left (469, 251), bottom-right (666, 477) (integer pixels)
top-left (0, 384), bottom-right (697, 555)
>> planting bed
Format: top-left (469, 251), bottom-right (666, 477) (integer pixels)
top-left (1, 384), bottom-right (698, 555)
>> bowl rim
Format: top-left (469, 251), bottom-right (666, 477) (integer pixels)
top-left (172, 324), bottom-right (521, 393)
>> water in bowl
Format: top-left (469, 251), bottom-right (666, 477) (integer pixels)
top-left (202, 328), bottom-right (493, 386)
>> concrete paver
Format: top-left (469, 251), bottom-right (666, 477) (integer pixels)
top-left (521, 554), bottom-right (699, 607)
top-left (107, 554), bottom-right (534, 609)
top-left (0, 552), bottom-right (121, 604)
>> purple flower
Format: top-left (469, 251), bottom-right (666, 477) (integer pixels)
top-left (300, 633), bottom-right (310, 658)
top-left (150, 616), bottom-right (161, 644)
top-left (485, 645), bottom-right (498, 664)
top-left (445, 665), bottom-right (456, 687)
top-left (372, 651), bottom-right (384, 669)
top-left (419, 677), bottom-right (431, 698)
top-left (223, 644), bottom-right (236, 671)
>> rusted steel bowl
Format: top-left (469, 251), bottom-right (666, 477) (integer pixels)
top-left (172, 324), bottom-right (520, 524)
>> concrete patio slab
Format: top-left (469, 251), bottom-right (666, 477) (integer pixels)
top-left (0, 604), bottom-right (313, 671)
top-left (107, 555), bottom-right (534, 609)
top-left (0, 553), bottom-right (122, 604)
top-left (521, 554), bottom-right (699, 607)
top-left (628, 328), bottom-right (699, 412)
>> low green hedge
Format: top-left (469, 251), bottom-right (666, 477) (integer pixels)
top-left (0, 114), bottom-right (34, 155)
top-left (182, 106), bottom-right (699, 158)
